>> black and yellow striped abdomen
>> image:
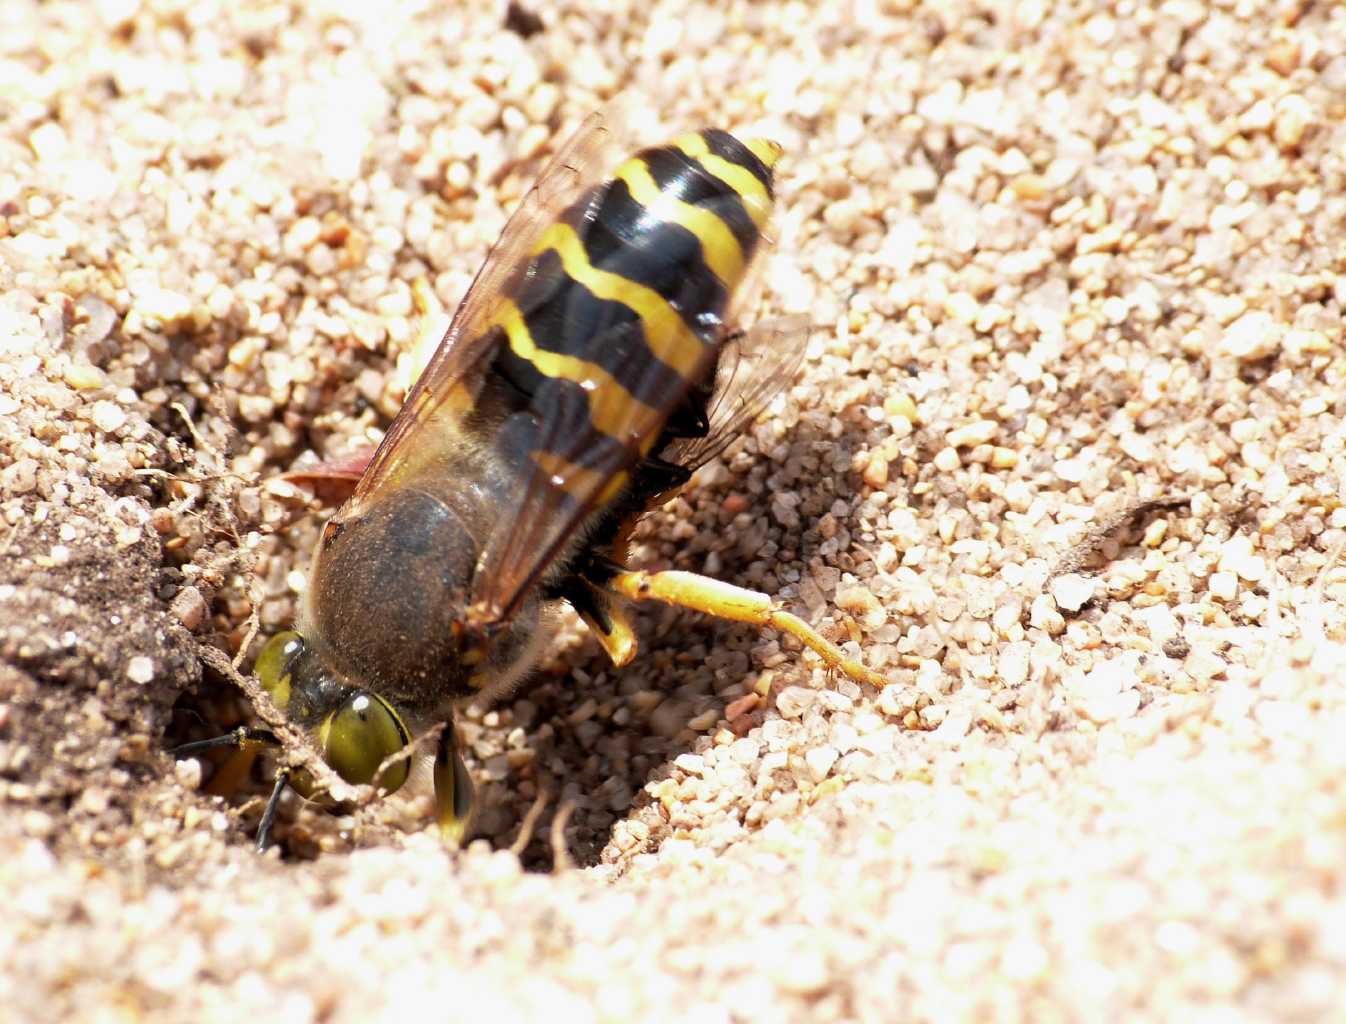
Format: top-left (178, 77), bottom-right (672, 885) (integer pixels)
top-left (481, 129), bottom-right (781, 462)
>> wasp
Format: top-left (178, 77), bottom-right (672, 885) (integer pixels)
top-left (182, 112), bottom-right (885, 850)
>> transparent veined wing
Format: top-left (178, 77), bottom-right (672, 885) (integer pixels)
top-left (662, 315), bottom-right (813, 474)
top-left (346, 110), bottom-right (633, 511)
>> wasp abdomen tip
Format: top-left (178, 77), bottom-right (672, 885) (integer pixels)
top-left (744, 138), bottom-right (784, 170)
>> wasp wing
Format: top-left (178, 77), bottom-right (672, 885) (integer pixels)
top-left (468, 313), bottom-right (722, 623)
top-left (347, 111), bottom-right (630, 509)
top-left (663, 315), bottom-right (814, 473)
top-left (468, 317), bottom-right (811, 624)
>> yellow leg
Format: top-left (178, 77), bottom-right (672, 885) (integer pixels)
top-left (568, 577), bottom-right (640, 668)
top-left (577, 601), bottom-right (640, 668)
top-left (606, 569), bottom-right (887, 687)
top-left (433, 722), bottom-right (476, 845)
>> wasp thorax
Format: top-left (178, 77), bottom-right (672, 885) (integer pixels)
top-left (305, 488), bottom-right (485, 705)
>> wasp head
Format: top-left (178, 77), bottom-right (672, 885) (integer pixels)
top-left (252, 630), bottom-right (412, 796)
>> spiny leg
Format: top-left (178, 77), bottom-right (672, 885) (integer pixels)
top-left (170, 725), bottom-right (279, 758)
top-left (256, 769), bottom-right (290, 853)
top-left (432, 721), bottom-right (477, 845)
top-left (171, 726), bottom-right (275, 797)
top-left (605, 569), bottom-right (887, 688)
top-left (170, 727), bottom-right (290, 851)
top-left (558, 574), bottom-right (640, 668)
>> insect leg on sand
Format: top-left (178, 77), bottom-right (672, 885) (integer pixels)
top-left (175, 108), bottom-right (889, 853)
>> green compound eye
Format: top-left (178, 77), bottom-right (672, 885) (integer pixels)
top-left (255, 631), bottom-right (305, 709)
top-left (318, 692), bottom-right (412, 793)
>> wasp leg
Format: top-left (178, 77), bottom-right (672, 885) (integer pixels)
top-left (169, 725), bottom-right (279, 757)
top-left (661, 385), bottom-right (712, 439)
top-left (171, 726), bottom-right (279, 798)
top-left (605, 569), bottom-right (887, 688)
top-left (281, 445), bottom-right (378, 506)
top-left (557, 575), bottom-right (640, 668)
top-left (432, 722), bottom-right (476, 845)
top-left (171, 728), bottom-right (292, 849)
top-left (256, 768), bottom-right (291, 853)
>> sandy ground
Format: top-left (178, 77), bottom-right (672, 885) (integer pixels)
top-left (4, 0), bottom-right (1346, 1020)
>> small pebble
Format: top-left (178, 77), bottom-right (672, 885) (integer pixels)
top-left (775, 687), bottom-right (817, 719)
top-left (1218, 311), bottom-right (1280, 362)
top-left (933, 447), bottom-right (961, 473)
top-left (126, 656), bottom-right (155, 684)
top-left (1051, 573), bottom-right (1096, 613)
top-left (946, 420), bottom-right (998, 448)
top-left (862, 452), bottom-right (889, 489)
top-left (1218, 535), bottom-right (1266, 583)
top-left (1273, 95), bottom-right (1314, 149)
top-left (804, 745), bottom-right (839, 783)
top-left (90, 401), bottom-right (128, 433)
top-left (1208, 571), bottom-right (1239, 603)
top-left (170, 587), bottom-right (208, 632)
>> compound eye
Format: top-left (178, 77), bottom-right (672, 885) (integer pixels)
top-left (255, 631), bottom-right (305, 709)
top-left (319, 693), bottom-right (412, 793)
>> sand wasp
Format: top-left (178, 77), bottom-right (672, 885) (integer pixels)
top-left (182, 112), bottom-right (884, 849)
